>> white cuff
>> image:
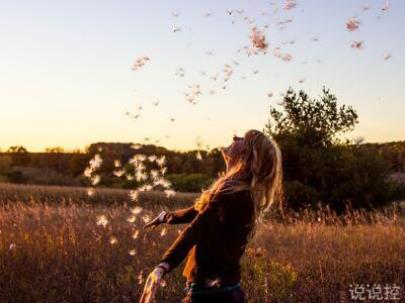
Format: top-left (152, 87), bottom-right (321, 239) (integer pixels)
top-left (157, 262), bottom-right (170, 272)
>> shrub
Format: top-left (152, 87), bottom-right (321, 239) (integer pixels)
top-left (166, 173), bottom-right (213, 192)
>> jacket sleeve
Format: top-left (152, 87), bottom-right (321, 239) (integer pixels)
top-left (164, 206), bottom-right (198, 224)
top-left (159, 193), bottom-right (227, 272)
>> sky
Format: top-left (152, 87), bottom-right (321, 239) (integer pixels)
top-left (1, 0), bottom-right (404, 152)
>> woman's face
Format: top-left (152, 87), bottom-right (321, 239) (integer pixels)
top-left (221, 134), bottom-right (245, 168)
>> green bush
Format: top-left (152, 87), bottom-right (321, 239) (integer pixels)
top-left (284, 181), bottom-right (321, 209)
top-left (166, 173), bottom-right (213, 192)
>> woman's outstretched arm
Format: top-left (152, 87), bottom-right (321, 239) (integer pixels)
top-left (165, 206), bottom-right (198, 224)
top-left (144, 206), bottom-right (199, 229)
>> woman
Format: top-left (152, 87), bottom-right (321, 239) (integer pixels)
top-left (139, 129), bottom-right (284, 303)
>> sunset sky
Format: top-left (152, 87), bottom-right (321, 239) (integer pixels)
top-left (1, 0), bottom-right (404, 152)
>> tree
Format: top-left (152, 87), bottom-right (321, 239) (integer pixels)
top-left (264, 87), bottom-right (393, 212)
top-left (7, 145), bottom-right (31, 166)
top-left (265, 87), bottom-right (358, 148)
top-left (7, 145), bottom-right (28, 153)
top-left (45, 147), bottom-right (65, 153)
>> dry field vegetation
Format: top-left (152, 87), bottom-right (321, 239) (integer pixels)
top-left (0, 183), bottom-right (404, 303)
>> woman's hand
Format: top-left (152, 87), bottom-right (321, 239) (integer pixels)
top-left (139, 262), bottom-right (170, 303)
top-left (144, 211), bottom-right (167, 230)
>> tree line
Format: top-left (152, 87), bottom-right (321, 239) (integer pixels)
top-left (1, 87), bottom-right (404, 211)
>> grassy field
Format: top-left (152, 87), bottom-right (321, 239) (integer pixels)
top-left (0, 183), bottom-right (404, 302)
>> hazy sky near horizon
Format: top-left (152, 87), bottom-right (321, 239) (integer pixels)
top-left (1, 0), bottom-right (404, 152)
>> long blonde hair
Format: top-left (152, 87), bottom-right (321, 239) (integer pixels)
top-left (194, 130), bottom-right (284, 230)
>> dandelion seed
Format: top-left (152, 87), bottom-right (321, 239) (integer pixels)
top-left (150, 169), bottom-right (159, 180)
top-left (113, 169), bottom-right (125, 177)
top-left (204, 10), bottom-right (212, 17)
top-left (131, 206), bottom-right (143, 215)
top-left (131, 143), bottom-right (142, 150)
top-left (148, 155), bottom-right (157, 163)
top-left (351, 40), bottom-right (364, 49)
top-left (169, 117), bottom-right (176, 123)
top-left (250, 26), bottom-right (268, 53)
top-left (284, 0), bottom-right (297, 10)
top-left (172, 11), bottom-right (180, 17)
top-left (135, 171), bottom-right (148, 182)
top-left (134, 162), bottom-right (146, 172)
top-left (175, 67), bottom-right (185, 77)
top-left (346, 17), bottom-right (360, 32)
top-left (298, 78), bottom-right (305, 84)
top-left (381, 0), bottom-right (389, 12)
top-left (135, 154), bottom-right (147, 163)
top-left (96, 215), bottom-right (109, 228)
top-left (91, 175), bottom-right (101, 186)
top-left (84, 168), bottom-right (92, 178)
top-left (142, 214), bottom-right (151, 223)
top-left (9, 243), bottom-right (16, 251)
top-left (173, 26), bottom-right (182, 33)
top-left (152, 100), bottom-right (160, 106)
top-left (132, 230), bottom-right (140, 239)
top-left (160, 279), bottom-right (167, 287)
top-left (282, 53), bottom-right (293, 62)
top-left (184, 84), bottom-right (202, 104)
top-left (137, 271), bottom-right (144, 284)
top-left (109, 236), bottom-right (118, 245)
top-left (139, 184), bottom-right (153, 191)
top-left (128, 249), bottom-right (137, 256)
top-left (159, 179), bottom-right (171, 189)
top-left (114, 160), bottom-right (121, 168)
top-left (127, 215), bottom-right (136, 223)
top-left (132, 113), bottom-right (141, 120)
top-left (87, 188), bottom-right (95, 196)
top-left (362, 5), bottom-right (371, 11)
top-left (210, 73), bottom-right (218, 81)
top-left (129, 190), bottom-right (139, 202)
top-left (160, 167), bottom-right (168, 177)
top-left (164, 189), bottom-right (176, 198)
top-left (131, 56), bottom-right (150, 71)
top-left (84, 154), bottom-right (103, 179)
top-left (383, 52), bottom-right (392, 60)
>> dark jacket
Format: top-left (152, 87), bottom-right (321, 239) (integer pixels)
top-left (160, 189), bottom-right (255, 285)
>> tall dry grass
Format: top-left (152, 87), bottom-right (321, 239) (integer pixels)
top-left (0, 183), bottom-right (404, 302)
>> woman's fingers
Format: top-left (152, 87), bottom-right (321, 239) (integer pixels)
top-left (143, 219), bottom-right (160, 229)
top-left (145, 283), bottom-right (158, 303)
top-left (139, 291), bottom-right (147, 303)
top-left (144, 218), bottom-right (159, 230)
top-left (139, 274), bottom-right (153, 303)
top-left (139, 268), bottom-right (164, 303)
top-left (144, 211), bottom-right (167, 230)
